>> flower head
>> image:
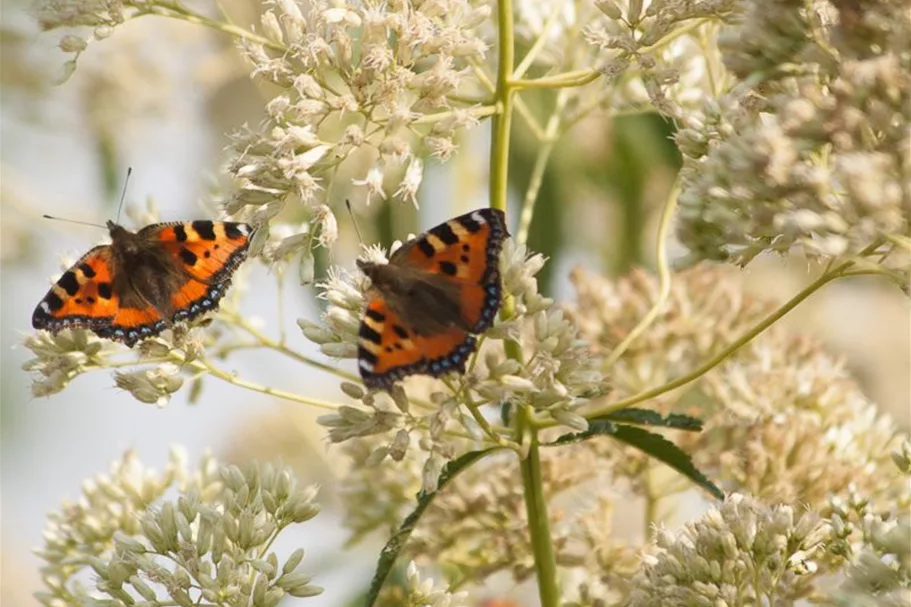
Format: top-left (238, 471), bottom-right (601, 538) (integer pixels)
top-left (35, 448), bottom-right (323, 607)
top-left (675, 0), bottom-right (911, 266)
top-left (225, 0), bottom-right (489, 235)
top-left (22, 329), bottom-right (109, 397)
top-left (628, 493), bottom-right (832, 606)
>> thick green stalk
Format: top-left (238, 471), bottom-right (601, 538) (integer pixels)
top-left (493, 0), bottom-right (520, 361)
top-left (489, 0), bottom-right (514, 213)
top-left (517, 407), bottom-right (561, 607)
top-left (491, 1), bottom-right (560, 604)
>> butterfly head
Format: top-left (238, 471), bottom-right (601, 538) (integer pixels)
top-left (105, 220), bottom-right (143, 253)
top-left (357, 258), bottom-right (399, 291)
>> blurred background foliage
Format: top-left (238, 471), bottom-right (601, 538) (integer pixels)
top-left (0, 1), bottom-right (907, 604)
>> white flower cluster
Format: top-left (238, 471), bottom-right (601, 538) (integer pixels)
top-left (675, 0), bottom-right (911, 266)
top-left (628, 493), bottom-right (832, 606)
top-left (584, 0), bottom-right (738, 116)
top-left (226, 0), bottom-right (492, 254)
top-left (36, 448), bottom-right (323, 607)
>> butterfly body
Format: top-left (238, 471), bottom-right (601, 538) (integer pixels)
top-left (356, 208), bottom-right (508, 389)
top-left (32, 219), bottom-right (252, 347)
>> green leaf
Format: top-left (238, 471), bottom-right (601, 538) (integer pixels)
top-left (598, 407), bottom-right (704, 432)
top-left (612, 425), bottom-right (723, 500)
top-left (544, 421), bottom-right (723, 500)
top-left (545, 418), bottom-right (617, 447)
top-left (364, 447), bottom-right (503, 607)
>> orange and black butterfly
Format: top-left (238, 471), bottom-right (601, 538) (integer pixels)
top-left (356, 208), bottom-right (509, 389)
top-left (32, 220), bottom-right (252, 346)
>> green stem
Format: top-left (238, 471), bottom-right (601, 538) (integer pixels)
top-left (405, 105), bottom-right (497, 126)
top-left (491, 0), bottom-right (522, 363)
top-left (518, 406), bottom-right (561, 607)
top-left (490, 0), bottom-right (515, 214)
top-left (194, 360), bottom-right (342, 410)
top-left (603, 179), bottom-right (679, 368)
top-left (884, 233), bottom-right (911, 250)
top-left (469, 58), bottom-right (545, 139)
top-left (89, 356), bottom-right (171, 370)
top-left (443, 377), bottom-right (517, 450)
top-left (141, 3), bottom-right (286, 52)
top-left (516, 139), bottom-right (556, 246)
top-left (512, 69), bottom-right (600, 90)
top-left (490, 1), bottom-right (559, 604)
top-left (515, 90), bottom-right (568, 245)
top-left (643, 463), bottom-right (658, 531)
top-left (578, 248), bottom-right (883, 422)
top-left (226, 312), bottom-right (361, 382)
top-left (513, 3), bottom-right (563, 80)
top-left (638, 18), bottom-right (713, 53)
top-left (467, 401), bottom-right (518, 451)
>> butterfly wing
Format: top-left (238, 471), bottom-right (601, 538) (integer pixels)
top-left (358, 297), bottom-right (477, 389)
top-left (97, 306), bottom-right (168, 346)
top-left (391, 208), bottom-right (508, 333)
top-left (32, 246), bottom-right (121, 333)
top-left (140, 220), bottom-right (252, 284)
top-left (139, 220), bottom-right (252, 324)
top-left (32, 245), bottom-right (170, 346)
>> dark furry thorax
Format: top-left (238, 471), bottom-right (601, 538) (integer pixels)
top-left (358, 259), bottom-right (467, 335)
top-left (108, 222), bottom-right (187, 312)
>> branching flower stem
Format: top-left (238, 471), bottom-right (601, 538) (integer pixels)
top-left (191, 359), bottom-right (341, 410)
top-left (443, 377), bottom-right (518, 451)
top-left (561, 240), bottom-right (888, 425)
top-left (138, 2), bottom-right (286, 52)
top-left (224, 312), bottom-right (360, 382)
top-left (224, 313), bottom-right (453, 414)
top-left (513, 3), bottom-right (564, 80)
top-left (512, 69), bottom-right (601, 90)
top-left (602, 178), bottom-right (679, 368)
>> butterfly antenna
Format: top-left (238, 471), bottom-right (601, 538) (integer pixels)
top-left (345, 199), bottom-right (365, 245)
top-left (115, 166), bottom-right (133, 223)
top-left (41, 215), bottom-right (106, 229)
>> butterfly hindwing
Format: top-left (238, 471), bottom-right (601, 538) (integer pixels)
top-left (32, 246), bottom-right (120, 332)
top-left (144, 220), bottom-right (252, 284)
top-left (394, 209), bottom-right (508, 333)
top-left (170, 277), bottom-right (230, 324)
top-left (358, 297), bottom-right (476, 389)
top-left (97, 306), bottom-right (167, 346)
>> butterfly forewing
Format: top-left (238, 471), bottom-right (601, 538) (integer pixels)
top-left (32, 246), bottom-right (119, 332)
top-left (145, 220), bottom-right (251, 284)
top-left (394, 208), bottom-right (507, 333)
